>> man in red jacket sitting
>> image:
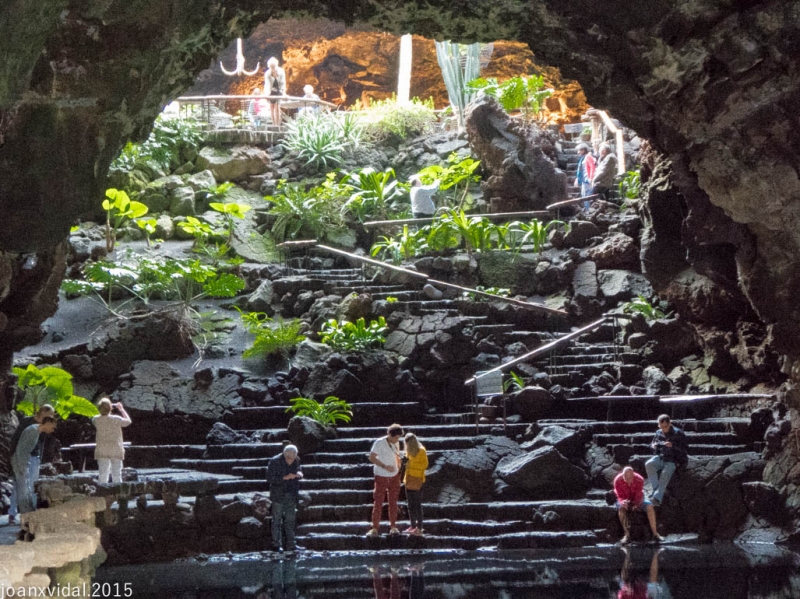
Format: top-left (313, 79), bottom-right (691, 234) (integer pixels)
top-left (614, 466), bottom-right (665, 544)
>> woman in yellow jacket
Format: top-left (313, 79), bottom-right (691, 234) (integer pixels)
top-left (403, 432), bottom-right (428, 536)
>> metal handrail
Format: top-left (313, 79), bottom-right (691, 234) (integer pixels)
top-left (464, 314), bottom-right (628, 387)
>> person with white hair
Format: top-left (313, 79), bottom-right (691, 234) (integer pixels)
top-left (264, 56), bottom-right (287, 126)
top-left (299, 84), bottom-right (321, 116)
top-left (613, 466), bottom-right (664, 544)
top-left (591, 142), bottom-right (618, 201)
top-left (267, 444), bottom-right (304, 552)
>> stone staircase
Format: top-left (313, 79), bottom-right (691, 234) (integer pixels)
top-left (63, 260), bottom-right (764, 555)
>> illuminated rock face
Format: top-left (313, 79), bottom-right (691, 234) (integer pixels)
top-left (190, 18), bottom-right (588, 123)
top-left (0, 1), bottom-right (799, 385)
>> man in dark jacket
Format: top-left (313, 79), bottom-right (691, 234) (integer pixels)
top-left (646, 414), bottom-right (688, 506)
top-left (267, 444), bottom-right (303, 552)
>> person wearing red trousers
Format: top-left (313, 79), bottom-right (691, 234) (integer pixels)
top-left (366, 424), bottom-right (404, 537)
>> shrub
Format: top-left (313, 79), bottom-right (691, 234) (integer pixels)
top-left (513, 219), bottom-right (568, 254)
top-left (267, 176), bottom-right (350, 242)
top-left (371, 225), bottom-right (422, 264)
top-left (466, 75), bottom-right (553, 121)
top-left (320, 317), bottom-right (388, 351)
top-left (343, 167), bottom-right (406, 222)
top-left (286, 396), bottom-right (353, 426)
top-left (357, 96), bottom-right (436, 144)
top-left (13, 364), bottom-right (98, 419)
top-left (111, 116), bottom-right (203, 173)
top-left (619, 170), bottom-right (641, 200)
top-left (239, 311), bottom-right (306, 359)
top-left (416, 153), bottom-right (481, 210)
top-left (284, 112), bottom-right (364, 169)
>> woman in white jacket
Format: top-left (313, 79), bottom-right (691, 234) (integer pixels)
top-left (93, 398), bottom-right (132, 484)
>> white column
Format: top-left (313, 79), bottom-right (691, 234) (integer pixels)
top-left (397, 34), bottom-right (413, 106)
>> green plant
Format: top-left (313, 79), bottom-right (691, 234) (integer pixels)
top-left (239, 310), bottom-right (306, 360)
top-left (441, 209), bottom-right (496, 255)
top-left (513, 219), bottom-right (568, 254)
top-left (357, 96), bottom-right (436, 143)
top-left (461, 286), bottom-right (511, 302)
top-left (435, 41), bottom-right (481, 130)
top-left (267, 176), bottom-right (350, 242)
top-left (103, 188), bottom-right (149, 252)
top-left (618, 170), bottom-right (641, 200)
top-left (370, 225), bottom-right (422, 264)
top-left (320, 317), bottom-right (388, 351)
top-left (13, 364), bottom-right (98, 419)
top-left (206, 182), bottom-right (235, 202)
top-left (503, 371), bottom-right (526, 393)
top-left (285, 396), bottom-right (353, 426)
top-left (417, 154), bottom-right (481, 210)
top-left (466, 75), bottom-right (553, 121)
top-left (136, 217), bottom-right (158, 247)
top-left (210, 201), bottom-right (252, 243)
top-left (343, 167), bottom-right (405, 222)
top-left (284, 112), bottom-right (364, 169)
top-left (386, 296), bottom-right (398, 303)
top-left (177, 216), bottom-right (217, 248)
top-left (623, 295), bottom-right (668, 321)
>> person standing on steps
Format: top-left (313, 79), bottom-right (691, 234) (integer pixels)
top-left (646, 414), bottom-right (688, 506)
top-left (574, 143), bottom-right (596, 208)
top-left (367, 424), bottom-right (404, 537)
top-left (267, 444), bottom-right (304, 553)
top-left (591, 142), bottom-right (617, 201)
top-left (614, 466), bottom-right (664, 544)
top-left (7, 404), bottom-right (55, 525)
top-left (93, 398), bottom-right (132, 484)
top-left (403, 432), bottom-right (428, 536)
top-left (12, 416), bottom-right (58, 515)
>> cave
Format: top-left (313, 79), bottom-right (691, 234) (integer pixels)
top-left (2, 0), bottom-right (800, 595)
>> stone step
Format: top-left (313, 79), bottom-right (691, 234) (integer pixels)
top-left (593, 432), bottom-right (746, 446)
top-left (235, 462), bottom-right (374, 479)
top-left (471, 324), bottom-right (518, 339)
top-left (61, 445), bottom-right (206, 469)
top-left (540, 418), bottom-right (751, 435)
top-left (298, 499), bottom-right (615, 525)
top-left (296, 518), bottom-right (533, 537)
top-left (297, 529), bottom-right (604, 552)
top-left (225, 402), bottom-right (424, 429)
top-left (612, 443), bottom-right (750, 460)
top-left (241, 423), bottom-right (529, 439)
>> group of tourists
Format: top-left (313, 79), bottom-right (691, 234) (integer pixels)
top-left (247, 57), bottom-right (321, 128)
top-left (575, 141), bottom-right (618, 206)
top-left (7, 398), bottom-right (131, 522)
top-left (267, 423), bottom-right (429, 553)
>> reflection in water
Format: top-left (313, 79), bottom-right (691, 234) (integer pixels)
top-left (94, 544), bottom-right (800, 599)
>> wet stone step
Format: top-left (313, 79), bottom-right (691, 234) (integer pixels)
top-left (296, 518), bottom-right (532, 537)
top-left (225, 402), bottom-right (424, 429)
top-left (298, 500), bottom-right (615, 526)
top-left (297, 530), bottom-right (603, 552)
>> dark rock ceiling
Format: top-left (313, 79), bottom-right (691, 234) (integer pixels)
top-left (0, 0), bottom-right (799, 367)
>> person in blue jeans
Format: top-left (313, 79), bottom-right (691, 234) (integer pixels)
top-left (7, 404), bottom-right (55, 524)
top-left (267, 444), bottom-right (303, 553)
top-left (12, 416), bottom-right (57, 516)
top-left (646, 415), bottom-right (688, 506)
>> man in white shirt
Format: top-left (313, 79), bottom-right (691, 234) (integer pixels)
top-left (409, 177), bottom-right (440, 219)
top-left (366, 424), bottom-right (404, 537)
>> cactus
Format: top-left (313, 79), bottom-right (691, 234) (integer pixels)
top-left (435, 41), bottom-right (481, 130)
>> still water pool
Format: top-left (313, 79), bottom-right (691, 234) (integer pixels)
top-left (94, 544), bottom-right (800, 599)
